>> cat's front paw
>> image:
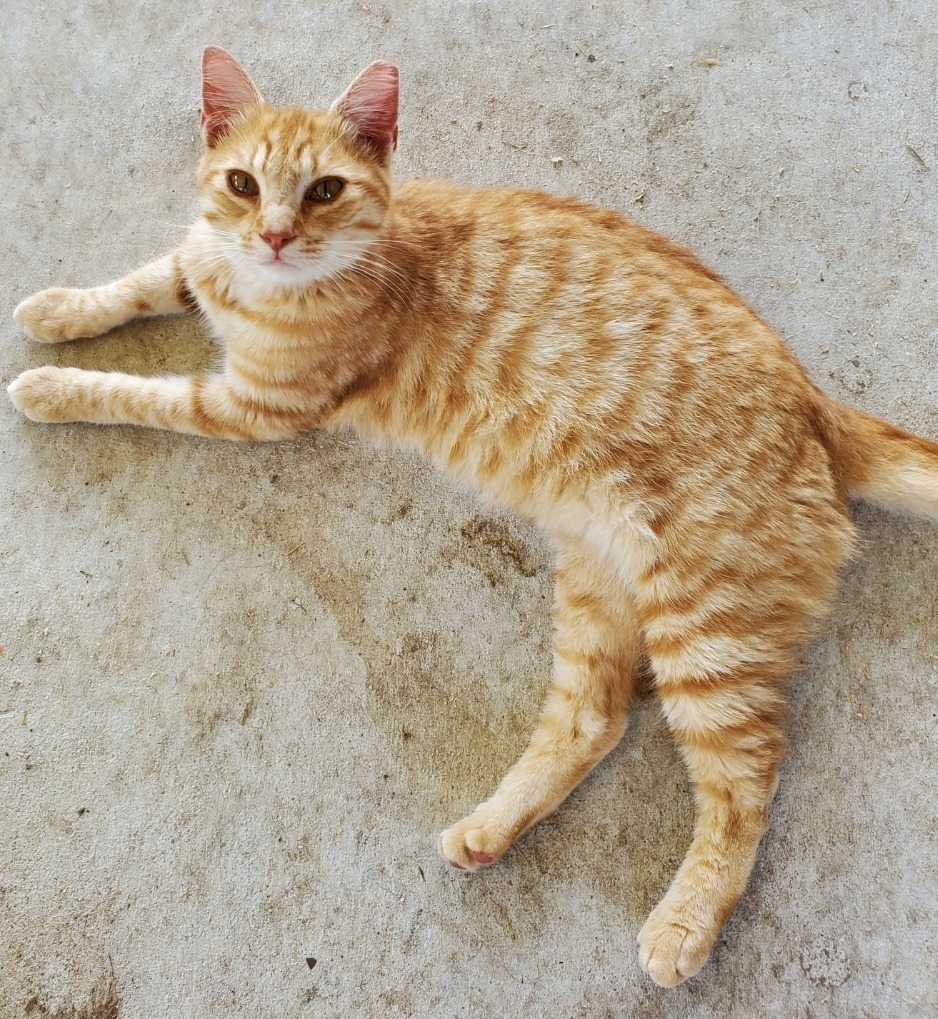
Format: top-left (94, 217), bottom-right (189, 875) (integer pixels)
top-left (438, 809), bottom-right (515, 871)
top-left (8, 367), bottom-right (84, 423)
top-left (636, 897), bottom-right (718, 988)
top-left (14, 288), bottom-right (93, 343)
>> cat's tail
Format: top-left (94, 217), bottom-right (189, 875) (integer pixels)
top-left (816, 394), bottom-right (938, 520)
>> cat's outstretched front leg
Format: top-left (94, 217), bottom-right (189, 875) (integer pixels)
top-left (438, 546), bottom-right (642, 870)
top-left (13, 252), bottom-right (195, 344)
top-left (8, 367), bottom-right (312, 441)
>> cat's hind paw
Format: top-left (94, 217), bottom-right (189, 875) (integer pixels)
top-left (438, 812), bottom-right (514, 872)
top-left (14, 288), bottom-right (96, 343)
top-left (636, 899), bottom-right (717, 988)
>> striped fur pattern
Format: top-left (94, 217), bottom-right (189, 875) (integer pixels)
top-left (9, 49), bottom-right (938, 987)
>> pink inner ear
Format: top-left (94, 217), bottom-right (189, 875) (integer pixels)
top-left (201, 46), bottom-right (263, 146)
top-left (332, 62), bottom-right (400, 160)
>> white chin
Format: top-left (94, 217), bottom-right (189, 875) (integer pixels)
top-left (233, 238), bottom-right (372, 295)
top-left (252, 260), bottom-right (319, 288)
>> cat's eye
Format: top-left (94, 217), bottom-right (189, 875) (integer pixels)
top-left (228, 171), bottom-right (259, 197)
top-left (305, 177), bottom-right (345, 203)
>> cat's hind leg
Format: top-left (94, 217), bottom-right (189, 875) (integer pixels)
top-left (438, 545), bottom-right (643, 871)
top-left (14, 252), bottom-right (196, 343)
top-left (635, 547), bottom-right (832, 987)
top-left (635, 653), bottom-right (787, 987)
top-left (632, 446), bottom-right (855, 986)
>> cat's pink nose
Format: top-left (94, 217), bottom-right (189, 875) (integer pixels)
top-left (261, 231), bottom-right (296, 254)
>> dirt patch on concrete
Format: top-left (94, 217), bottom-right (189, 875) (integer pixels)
top-left (444, 515), bottom-right (546, 588)
top-left (24, 972), bottom-right (120, 1019)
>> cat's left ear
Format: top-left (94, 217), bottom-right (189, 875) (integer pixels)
top-left (201, 45), bottom-right (264, 147)
top-left (330, 61), bottom-right (399, 163)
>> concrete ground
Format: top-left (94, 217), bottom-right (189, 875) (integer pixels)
top-left (1, 2), bottom-right (936, 1016)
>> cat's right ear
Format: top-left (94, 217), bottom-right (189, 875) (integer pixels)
top-left (330, 62), bottom-right (400, 163)
top-left (200, 46), bottom-right (264, 147)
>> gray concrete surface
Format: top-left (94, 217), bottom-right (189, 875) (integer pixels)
top-left (1, 2), bottom-right (936, 1017)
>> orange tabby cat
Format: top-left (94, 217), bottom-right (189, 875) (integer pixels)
top-left (8, 48), bottom-right (938, 987)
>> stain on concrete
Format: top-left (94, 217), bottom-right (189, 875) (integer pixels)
top-left (444, 515), bottom-right (546, 588)
top-left (367, 628), bottom-right (494, 801)
top-left (24, 972), bottom-right (120, 1019)
top-left (378, 987), bottom-right (414, 1015)
top-left (641, 76), bottom-right (700, 146)
top-left (307, 550), bottom-right (529, 818)
top-left (827, 356), bottom-right (873, 397)
top-left (174, 602), bottom-right (270, 740)
top-left (800, 936), bottom-right (852, 988)
top-left (182, 655), bottom-right (261, 741)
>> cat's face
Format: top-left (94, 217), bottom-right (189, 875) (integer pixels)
top-left (196, 107), bottom-right (392, 290)
top-left (193, 49), bottom-right (399, 292)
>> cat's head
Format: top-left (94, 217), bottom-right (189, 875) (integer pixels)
top-left (194, 46), bottom-right (399, 290)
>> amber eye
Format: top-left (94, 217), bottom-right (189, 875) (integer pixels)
top-left (305, 177), bottom-right (345, 202)
top-left (227, 171), bottom-right (259, 197)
